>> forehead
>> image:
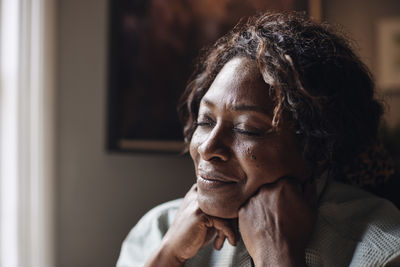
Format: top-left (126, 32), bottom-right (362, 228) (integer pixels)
top-left (202, 57), bottom-right (273, 111)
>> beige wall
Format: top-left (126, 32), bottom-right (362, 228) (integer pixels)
top-left (56, 1), bottom-right (194, 266)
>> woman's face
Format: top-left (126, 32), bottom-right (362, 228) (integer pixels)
top-left (189, 57), bottom-right (311, 218)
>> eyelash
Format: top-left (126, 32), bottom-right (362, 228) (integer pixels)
top-left (234, 127), bottom-right (264, 137)
top-left (195, 118), bottom-right (265, 137)
top-left (195, 121), bottom-right (215, 129)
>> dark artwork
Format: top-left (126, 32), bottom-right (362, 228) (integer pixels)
top-left (107, 0), bottom-right (307, 152)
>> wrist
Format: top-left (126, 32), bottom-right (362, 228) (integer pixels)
top-left (252, 246), bottom-right (306, 267)
top-left (254, 256), bottom-right (305, 267)
top-left (161, 240), bottom-right (187, 265)
top-left (144, 241), bottom-right (185, 267)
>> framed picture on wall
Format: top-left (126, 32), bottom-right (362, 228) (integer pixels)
top-left (107, 0), bottom-right (308, 153)
top-left (377, 18), bottom-right (400, 92)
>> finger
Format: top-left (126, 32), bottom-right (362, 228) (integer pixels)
top-left (231, 218), bottom-right (240, 242)
top-left (213, 231), bottom-right (226, 250)
top-left (211, 218), bottom-right (237, 246)
top-left (203, 215), bottom-right (213, 228)
top-left (261, 176), bottom-right (302, 194)
top-left (214, 219), bottom-right (236, 246)
top-left (202, 227), bottom-right (217, 248)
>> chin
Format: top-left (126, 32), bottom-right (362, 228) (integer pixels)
top-left (197, 194), bottom-right (239, 219)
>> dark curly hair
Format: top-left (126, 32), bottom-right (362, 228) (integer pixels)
top-left (178, 12), bottom-right (383, 172)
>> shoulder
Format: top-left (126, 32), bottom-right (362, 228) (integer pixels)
top-left (116, 199), bottom-right (183, 267)
top-left (312, 179), bottom-right (400, 266)
top-left (133, 198), bottom-right (183, 233)
top-left (319, 179), bottom-right (400, 227)
top-left (125, 198), bottom-right (183, 242)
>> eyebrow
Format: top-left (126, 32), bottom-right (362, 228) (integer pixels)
top-left (201, 98), bottom-right (272, 117)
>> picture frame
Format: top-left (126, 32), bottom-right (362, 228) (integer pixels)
top-left (377, 18), bottom-right (400, 92)
top-left (107, 0), bottom-right (308, 153)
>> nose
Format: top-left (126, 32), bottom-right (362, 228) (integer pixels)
top-left (197, 123), bottom-right (230, 162)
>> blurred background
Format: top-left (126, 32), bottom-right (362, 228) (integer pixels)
top-left (0, 0), bottom-right (399, 267)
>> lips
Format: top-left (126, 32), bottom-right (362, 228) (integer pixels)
top-left (199, 173), bottom-right (235, 182)
top-left (197, 169), bottom-right (239, 190)
top-left (197, 167), bottom-right (239, 182)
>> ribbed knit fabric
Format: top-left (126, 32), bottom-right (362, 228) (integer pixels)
top-left (116, 177), bottom-right (400, 267)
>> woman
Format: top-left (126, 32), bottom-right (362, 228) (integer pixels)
top-left (117, 12), bottom-right (400, 266)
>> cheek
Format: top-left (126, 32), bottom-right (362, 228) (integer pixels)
top-left (189, 130), bottom-right (203, 166)
top-left (246, 145), bottom-right (284, 182)
top-left (241, 139), bottom-right (305, 184)
top-left (229, 142), bottom-right (280, 199)
top-left (189, 141), bottom-right (196, 162)
top-left (189, 131), bottom-right (198, 157)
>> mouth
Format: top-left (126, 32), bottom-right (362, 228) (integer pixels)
top-left (197, 172), bottom-right (237, 190)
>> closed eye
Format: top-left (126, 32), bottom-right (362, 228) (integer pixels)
top-left (196, 121), bottom-right (213, 127)
top-left (233, 127), bottom-right (264, 137)
top-left (195, 116), bottom-right (215, 128)
top-left (233, 125), bottom-right (273, 137)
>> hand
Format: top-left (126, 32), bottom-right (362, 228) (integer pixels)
top-left (238, 177), bottom-right (317, 267)
top-left (145, 184), bottom-right (238, 267)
